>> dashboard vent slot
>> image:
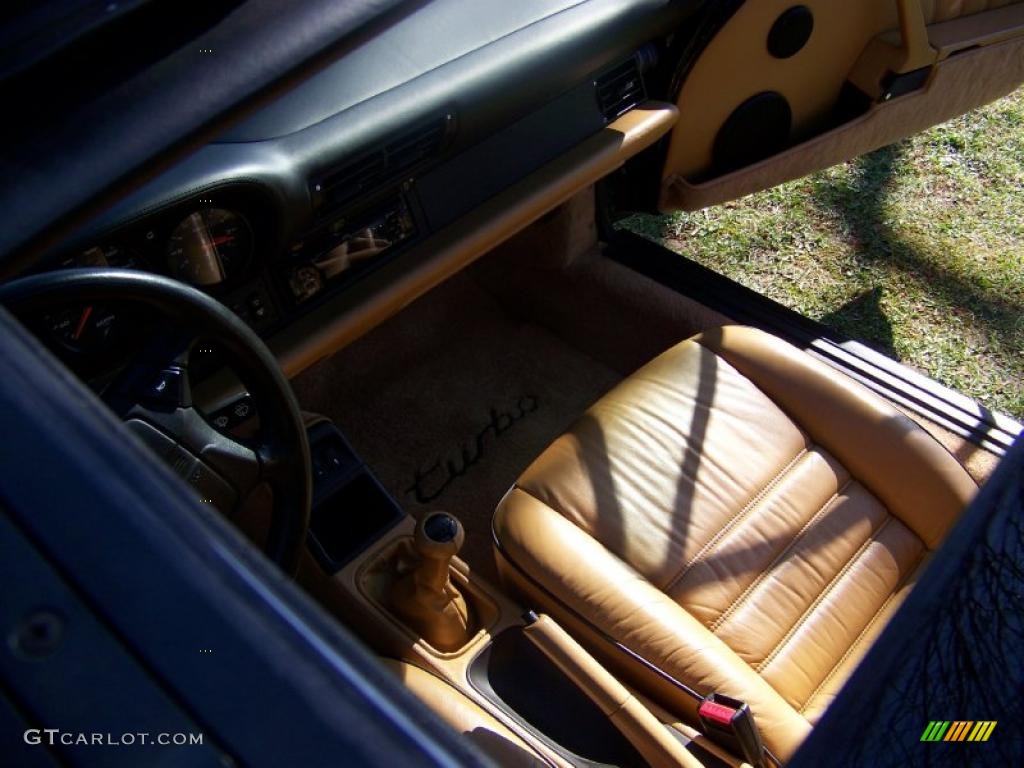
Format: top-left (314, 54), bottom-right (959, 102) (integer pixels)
top-left (313, 114), bottom-right (453, 217)
top-left (322, 154), bottom-right (388, 200)
top-left (595, 57), bottom-right (645, 122)
top-left (386, 120), bottom-right (449, 172)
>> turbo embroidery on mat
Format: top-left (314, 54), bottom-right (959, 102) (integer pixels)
top-left (406, 396), bottom-right (539, 503)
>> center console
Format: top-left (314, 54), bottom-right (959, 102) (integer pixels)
top-left (301, 419), bottom-right (741, 768)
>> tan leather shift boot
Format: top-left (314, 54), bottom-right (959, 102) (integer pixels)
top-left (390, 512), bottom-right (475, 651)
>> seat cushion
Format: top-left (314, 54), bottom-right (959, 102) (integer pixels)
top-left (493, 326), bottom-right (976, 760)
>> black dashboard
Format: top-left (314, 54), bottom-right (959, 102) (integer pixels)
top-left (35, 0), bottom-right (695, 370)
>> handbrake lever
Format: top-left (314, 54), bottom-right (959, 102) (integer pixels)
top-left (522, 612), bottom-right (704, 768)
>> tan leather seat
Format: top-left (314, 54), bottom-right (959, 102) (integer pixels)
top-left (493, 326), bottom-right (976, 761)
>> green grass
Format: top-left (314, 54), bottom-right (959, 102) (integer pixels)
top-left (621, 88), bottom-right (1024, 420)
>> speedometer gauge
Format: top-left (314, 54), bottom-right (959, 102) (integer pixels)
top-left (166, 208), bottom-right (252, 287)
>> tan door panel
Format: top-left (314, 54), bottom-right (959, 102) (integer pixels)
top-left (923, 0), bottom-right (1020, 21)
top-left (660, 0), bottom-right (1024, 211)
top-left (929, 3), bottom-right (1024, 54)
top-left (662, 35), bottom-right (1024, 211)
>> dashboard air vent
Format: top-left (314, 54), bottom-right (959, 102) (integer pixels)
top-left (595, 56), bottom-right (646, 122)
top-left (313, 113), bottom-right (454, 217)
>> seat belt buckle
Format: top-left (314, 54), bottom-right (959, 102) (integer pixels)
top-left (698, 693), bottom-right (766, 768)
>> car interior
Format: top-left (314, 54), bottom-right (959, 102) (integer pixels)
top-left (2, 0), bottom-right (1023, 765)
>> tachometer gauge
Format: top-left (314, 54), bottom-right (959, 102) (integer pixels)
top-left (166, 208), bottom-right (252, 287)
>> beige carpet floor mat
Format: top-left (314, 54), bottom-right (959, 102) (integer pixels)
top-left (291, 272), bottom-right (624, 581)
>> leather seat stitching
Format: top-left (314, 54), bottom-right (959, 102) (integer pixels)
top-left (709, 477), bottom-right (853, 633)
top-left (798, 589), bottom-right (900, 715)
top-left (662, 447), bottom-right (810, 594)
top-left (756, 516), bottom-right (893, 675)
top-left (798, 543), bottom-right (926, 714)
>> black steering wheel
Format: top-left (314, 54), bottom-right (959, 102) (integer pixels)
top-left (0, 268), bottom-right (311, 574)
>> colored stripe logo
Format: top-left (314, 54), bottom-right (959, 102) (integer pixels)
top-left (921, 721), bottom-right (997, 742)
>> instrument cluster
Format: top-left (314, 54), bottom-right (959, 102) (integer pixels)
top-left (40, 187), bottom-right (282, 366)
top-left (58, 204), bottom-right (263, 292)
top-left (37, 183), bottom-right (418, 372)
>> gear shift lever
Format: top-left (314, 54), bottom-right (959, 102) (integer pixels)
top-left (390, 512), bottom-right (474, 651)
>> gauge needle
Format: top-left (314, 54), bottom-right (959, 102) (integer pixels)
top-left (72, 306), bottom-right (94, 340)
top-left (210, 235), bottom-right (235, 247)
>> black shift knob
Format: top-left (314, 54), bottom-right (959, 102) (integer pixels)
top-left (413, 512), bottom-right (464, 561)
top-left (424, 512), bottom-right (460, 543)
